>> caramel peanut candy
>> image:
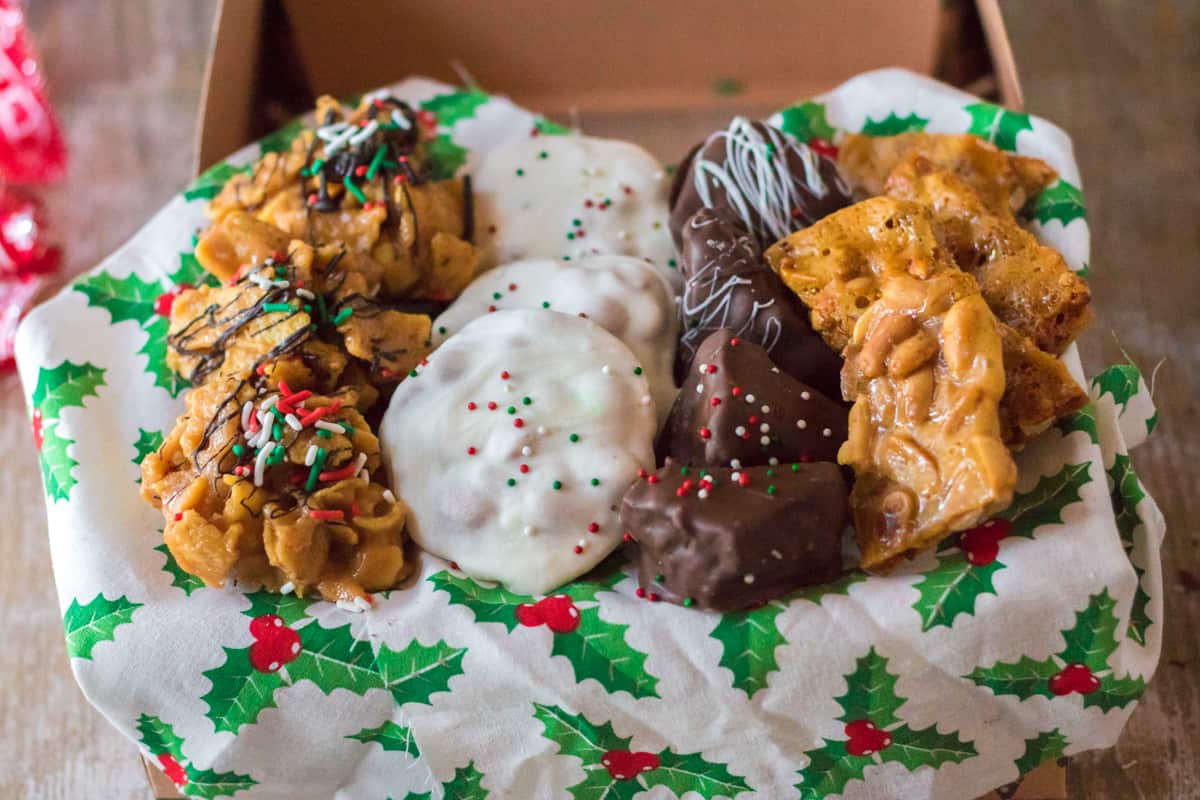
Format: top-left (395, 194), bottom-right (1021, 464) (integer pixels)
top-left (884, 155), bottom-right (1092, 355)
top-left (837, 132), bottom-right (1057, 216)
top-left (840, 274), bottom-right (1017, 570)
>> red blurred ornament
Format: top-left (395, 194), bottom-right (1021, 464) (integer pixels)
top-left (0, 1), bottom-right (67, 183)
top-left (0, 186), bottom-right (58, 278)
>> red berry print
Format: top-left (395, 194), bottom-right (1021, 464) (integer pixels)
top-left (808, 137), bottom-right (839, 159)
top-left (153, 283), bottom-right (192, 317)
top-left (515, 602), bottom-right (544, 627)
top-left (960, 518), bottom-right (1011, 566)
top-left (248, 614), bottom-right (301, 673)
top-left (157, 753), bottom-right (187, 786)
top-left (31, 408), bottom-right (43, 450)
top-left (536, 595), bottom-right (581, 633)
top-left (602, 749), bottom-right (660, 780)
top-left (843, 719), bottom-right (892, 756)
top-left (1049, 662), bottom-right (1101, 696)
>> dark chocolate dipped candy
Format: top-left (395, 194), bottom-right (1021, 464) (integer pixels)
top-left (675, 207), bottom-right (843, 396)
top-left (668, 118), bottom-right (852, 252)
top-left (659, 329), bottom-right (847, 468)
top-left (621, 459), bottom-right (848, 610)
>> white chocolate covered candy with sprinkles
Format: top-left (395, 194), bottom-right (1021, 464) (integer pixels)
top-left (472, 133), bottom-right (680, 290)
top-left (433, 255), bottom-right (679, 429)
top-left (380, 309), bottom-right (657, 594)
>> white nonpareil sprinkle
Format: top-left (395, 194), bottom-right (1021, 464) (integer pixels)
top-left (537, 426), bottom-right (547, 435)
top-left (735, 426), bottom-right (746, 436)
top-left (730, 458), bottom-right (742, 469)
top-left (800, 391), bottom-right (811, 400)
top-left (770, 366), bottom-right (780, 373)
top-left (760, 436), bottom-right (771, 446)
top-left (768, 457), bottom-right (779, 466)
top-left (577, 539), bottom-right (587, 549)
top-left (279, 581), bottom-right (295, 595)
top-left (771, 549), bottom-right (783, 560)
top-left (697, 489), bottom-right (709, 499)
top-left (731, 471), bottom-right (742, 482)
top-left (760, 423), bottom-right (770, 433)
top-left (695, 383), bottom-right (704, 394)
top-left (382, 489), bottom-right (397, 504)
top-left (284, 413), bottom-right (303, 431)
top-left (745, 394), bottom-right (756, 403)
top-left (698, 362), bottom-right (709, 375)
top-left (744, 574), bottom-right (756, 584)
top-left (315, 420), bottom-right (346, 434)
top-left (797, 419), bottom-right (808, 430)
top-left (601, 364), bottom-right (611, 375)
top-left (304, 444), bottom-right (319, 466)
top-left (761, 405), bottom-right (771, 414)
top-left (640, 395), bottom-right (652, 406)
top-left (521, 446), bottom-right (533, 457)
top-left (822, 428), bottom-right (832, 437)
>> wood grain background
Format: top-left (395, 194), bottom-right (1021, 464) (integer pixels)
top-left (0, 1), bottom-right (1194, 797)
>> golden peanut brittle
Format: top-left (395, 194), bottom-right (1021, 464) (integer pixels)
top-left (884, 154), bottom-right (1092, 355)
top-left (840, 275), bottom-right (1016, 569)
top-left (838, 132), bottom-right (1057, 216)
top-left (764, 197), bottom-right (1087, 446)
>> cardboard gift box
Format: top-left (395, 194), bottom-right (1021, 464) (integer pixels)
top-left (148, 1), bottom-right (1062, 797)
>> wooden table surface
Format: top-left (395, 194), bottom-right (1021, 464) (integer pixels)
top-left (1, 1), bottom-right (1195, 797)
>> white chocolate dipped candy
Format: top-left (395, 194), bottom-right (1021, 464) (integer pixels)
top-left (433, 255), bottom-right (679, 429)
top-left (380, 309), bottom-right (657, 594)
top-left (473, 133), bottom-right (680, 291)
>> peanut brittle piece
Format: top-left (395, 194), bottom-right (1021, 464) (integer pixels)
top-left (194, 211), bottom-right (292, 285)
top-left (337, 303), bottom-right (432, 381)
top-left (764, 197), bottom-right (1087, 446)
top-left (884, 154), bottom-right (1092, 355)
top-left (838, 132), bottom-right (1057, 215)
top-left (840, 275), bottom-right (1016, 569)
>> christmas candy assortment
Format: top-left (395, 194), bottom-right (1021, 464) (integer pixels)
top-left (17, 70), bottom-right (1163, 799)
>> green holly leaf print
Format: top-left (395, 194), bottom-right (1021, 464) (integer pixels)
top-left (999, 462), bottom-right (1092, 538)
top-left (911, 552), bottom-right (1003, 631)
top-left (964, 102), bottom-right (1032, 151)
top-left (534, 117), bottom-right (570, 135)
top-left (710, 600), bottom-right (787, 697)
top-left (1057, 403), bottom-right (1100, 444)
top-left (778, 101), bottom-right (837, 143)
top-left (137, 713), bottom-right (187, 760)
top-left (1093, 362), bottom-right (1141, 415)
top-left (425, 134), bottom-right (467, 181)
top-left (440, 761), bottom-right (489, 800)
top-left (74, 270), bottom-right (162, 324)
top-left (184, 161), bottom-right (252, 202)
top-left (182, 765), bottom-right (258, 800)
top-left (286, 622), bottom-right (384, 696)
top-left (201, 647), bottom-right (285, 734)
top-left (835, 647), bottom-right (903, 728)
top-left (428, 570), bottom-right (531, 632)
top-left (1059, 589), bottom-right (1120, 670)
top-left (139, 315), bottom-right (190, 398)
top-left (259, 116), bottom-right (305, 156)
top-left (1033, 179), bottom-right (1087, 226)
top-left (420, 88), bottom-right (488, 126)
top-left (642, 748), bottom-right (752, 799)
top-left (1110, 453), bottom-right (1147, 546)
top-left (567, 768), bottom-right (644, 800)
top-left (1082, 672), bottom-right (1145, 711)
top-left (375, 639), bottom-right (467, 706)
top-left (39, 423), bottom-right (79, 503)
top-left (243, 590), bottom-right (315, 627)
top-left (132, 428), bottom-right (164, 468)
top-left (63, 593), bottom-right (142, 660)
top-left (878, 724), bottom-right (976, 771)
top-left (967, 655), bottom-right (1060, 699)
top-left (550, 604), bottom-right (658, 699)
top-left (794, 741), bottom-right (868, 800)
top-left (347, 721), bottom-right (420, 756)
top-left (798, 571), bottom-right (869, 604)
top-left (1014, 729), bottom-right (1068, 776)
top-left (1128, 562), bottom-right (1152, 646)
top-left (533, 703), bottom-right (629, 762)
top-left (30, 359), bottom-right (106, 418)
top-left (171, 250), bottom-right (220, 288)
top-left (154, 543), bottom-right (205, 595)
top-left (859, 112), bottom-right (929, 136)
top-left (1146, 410), bottom-right (1159, 436)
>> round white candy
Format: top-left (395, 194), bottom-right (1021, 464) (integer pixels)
top-left (381, 309), bottom-right (656, 594)
top-left (433, 255), bottom-right (679, 429)
top-left (473, 134), bottom-right (680, 291)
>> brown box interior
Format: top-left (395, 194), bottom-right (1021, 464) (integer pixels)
top-left (171, 1), bottom-right (1062, 798)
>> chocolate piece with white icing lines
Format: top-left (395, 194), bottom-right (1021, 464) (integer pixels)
top-left (380, 309), bottom-right (656, 595)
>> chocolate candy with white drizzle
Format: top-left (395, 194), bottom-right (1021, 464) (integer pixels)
top-left (668, 118), bottom-right (852, 253)
top-left (658, 328), bottom-right (846, 468)
top-left (675, 208), bottom-right (843, 396)
top-left (620, 458), bottom-right (847, 611)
